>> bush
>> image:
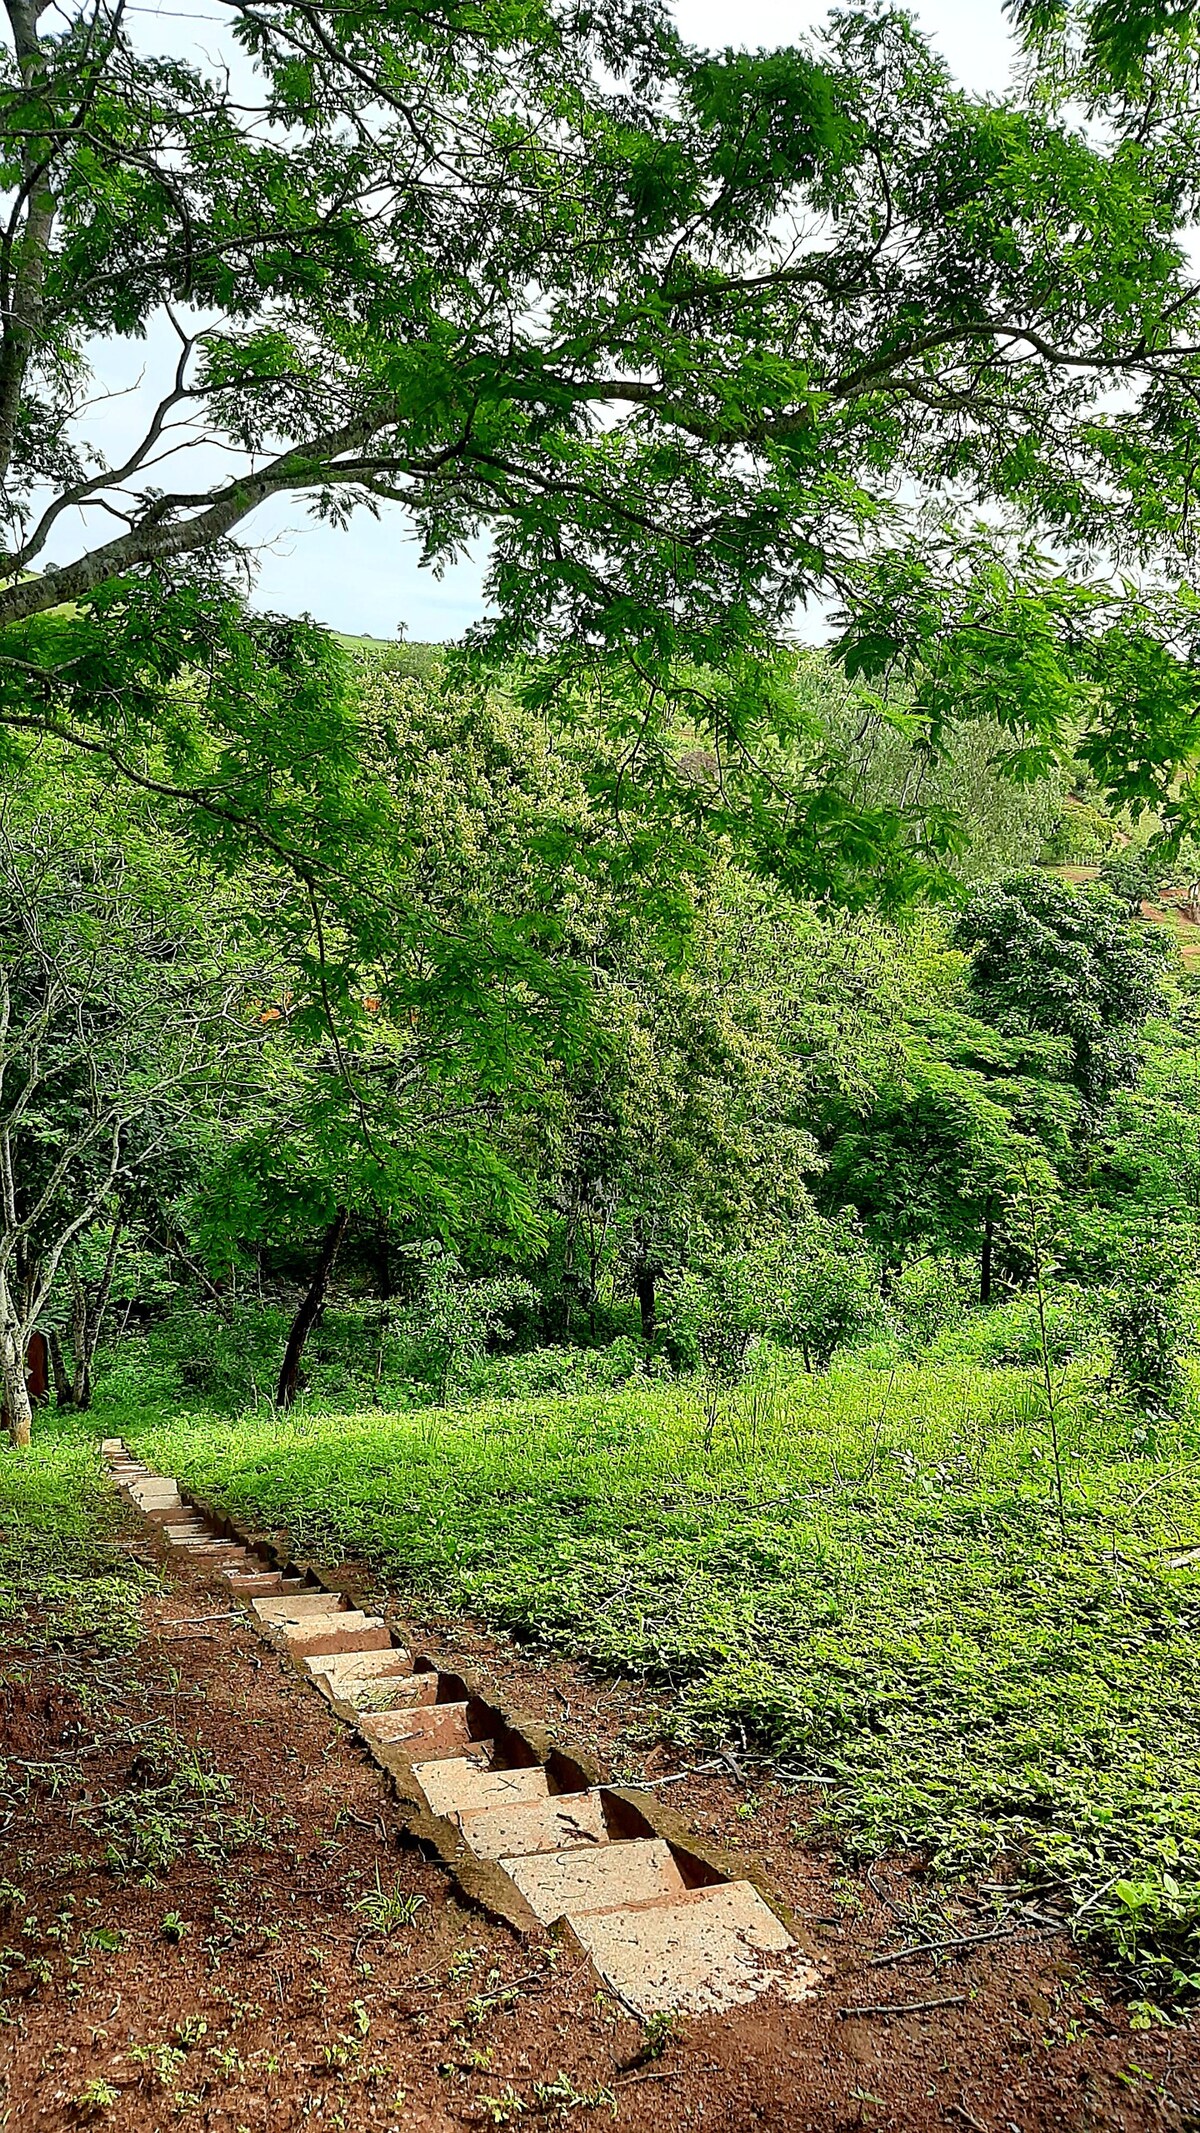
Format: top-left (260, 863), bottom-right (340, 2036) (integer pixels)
top-left (1106, 1256), bottom-right (1192, 1430)
top-left (666, 1257), bottom-right (767, 1383)
top-left (771, 1218), bottom-right (880, 1371)
top-left (886, 1257), bottom-right (976, 1353)
top-left (930, 1284), bottom-right (1104, 1369)
top-left (1099, 847), bottom-right (1165, 916)
top-left (391, 1247), bottom-right (537, 1404)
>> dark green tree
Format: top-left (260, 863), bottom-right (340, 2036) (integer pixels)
top-left (954, 873), bottom-right (1170, 1116)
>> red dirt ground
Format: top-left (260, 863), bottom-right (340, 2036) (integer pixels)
top-left (4, 1518), bottom-right (1200, 2132)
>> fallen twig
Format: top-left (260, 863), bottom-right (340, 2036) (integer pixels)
top-left (838, 1993), bottom-right (967, 2019)
top-left (627, 1762), bottom-right (723, 1790)
top-left (869, 1921), bottom-right (1043, 1969)
top-left (865, 1865), bottom-right (912, 1923)
top-left (156, 1612), bottom-right (241, 1625)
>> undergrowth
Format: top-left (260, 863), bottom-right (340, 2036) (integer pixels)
top-left (134, 1357), bottom-right (1200, 1998)
top-left (0, 1414), bottom-right (150, 1650)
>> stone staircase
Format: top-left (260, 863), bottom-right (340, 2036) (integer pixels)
top-left (102, 1440), bottom-right (818, 2018)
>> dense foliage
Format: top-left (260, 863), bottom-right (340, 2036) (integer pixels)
top-left (8, 0), bottom-right (1200, 904)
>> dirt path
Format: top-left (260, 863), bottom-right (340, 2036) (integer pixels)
top-left (4, 1507), bottom-right (1200, 2131)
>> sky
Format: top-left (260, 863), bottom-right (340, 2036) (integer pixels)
top-left (77, 0), bottom-right (1018, 644)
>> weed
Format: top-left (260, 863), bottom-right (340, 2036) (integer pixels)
top-left (160, 1911), bottom-right (189, 1943)
top-left (638, 2009), bottom-right (683, 2062)
top-left (71, 2080), bottom-right (118, 2117)
top-left (531, 2072), bottom-right (618, 2114)
top-left (350, 1869), bottom-right (427, 1934)
top-left (130, 2041), bottom-right (189, 2092)
top-left (477, 2087), bottom-right (526, 2124)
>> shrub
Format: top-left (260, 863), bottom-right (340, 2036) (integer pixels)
top-left (1106, 1255), bottom-right (1192, 1431)
top-left (886, 1257), bottom-right (976, 1353)
top-left (930, 1284), bottom-right (1104, 1369)
top-left (390, 1247), bottom-right (538, 1405)
top-left (771, 1218), bottom-right (880, 1372)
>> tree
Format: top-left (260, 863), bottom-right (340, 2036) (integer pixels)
top-left (186, 659), bottom-right (637, 1404)
top-left (1098, 847), bottom-right (1167, 917)
top-left (547, 874), bottom-right (916, 1341)
top-left (819, 1042), bottom-right (1069, 1301)
top-left (1009, 0), bottom-right (1200, 89)
top-left (954, 872), bottom-right (1170, 1118)
top-left (6, 3), bottom-right (1200, 894)
top-left (0, 774), bottom-right (268, 1444)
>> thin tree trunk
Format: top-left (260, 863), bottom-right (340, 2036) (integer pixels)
top-left (69, 1273), bottom-right (87, 1387)
top-left (276, 1207), bottom-right (349, 1410)
top-left (76, 1214), bottom-right (123, 1412)
top-left (47, 1327), bottom-right (74, 1410)
top-left (1, 1322), bottom-right (32, 1448)
top-left (980, 1208), bottom-right (995, 1307)
top-left (634, 1265), bottom-right (657, 1344)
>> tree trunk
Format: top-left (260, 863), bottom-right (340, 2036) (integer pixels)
top-left (48, 1327), bottom-right (75, 1410)
top-left (1, 1322), bottom-right (32, 1448)
top-left (980, 1208), bottom-right (995, 1307)
top-left (634, 1265), bottom-right (657, 1344)
top-left (69, 1273), bottom-right (87, 1392)
top-left (276, 1207), bottom-right (349, 1410)
top-left (75, 1215), bottom-right (123, 1412)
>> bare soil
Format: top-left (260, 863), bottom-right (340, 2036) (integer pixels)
top-left (4, 1525), bottom-right (1200, 2132)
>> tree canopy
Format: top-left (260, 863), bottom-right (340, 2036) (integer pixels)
top-left (6, 0), bottom-right (1200, 897)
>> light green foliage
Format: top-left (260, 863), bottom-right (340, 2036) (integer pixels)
top-left (142, 1361), bottom-right (1200, 1994)
top-left (392, 1250), bottom-right (537, 1406)
top-left (7, 5), bottom-right (1200, 896)
top-left (71, 2079), bottom-right (118, 2117)
top-left (0, 1415), bottom-right (150, 1646)
top-left (350, 1872), bottom-right (427, 1936)
top-left (665, 1221), bottom-right (879, 1377)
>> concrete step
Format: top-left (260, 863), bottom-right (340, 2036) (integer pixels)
top-left (413, 1758), bottom-right (550, 1819)
top-left (563, 1882), bottom-right (815, 2017)
top-left (101, 1439), bottom-right (125, 1455)
top-left (252, 1591), bottom-right (348, 1622)
top-left (503, 1838), bottom-right (688, 1926)
top-left (230, 1571), bottom-right (304, 1595)
top-left (457, 1788), bottom-right (608, 1863)
top-left (314, 1667), bottom-right (434, 1714)
top-left (222, 1569), bottom-right (285, 1596)
top-left (357, 1700), bottom-right (481, 1755)
top-left (281, 1612), bottom-right (391, 1660)
top-left (305, 1647), bottom-right (413, 1686)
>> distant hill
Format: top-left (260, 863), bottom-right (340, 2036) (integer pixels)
top-left (334, 634), bottom-right (445, 679)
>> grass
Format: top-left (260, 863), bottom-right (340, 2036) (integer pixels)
top-left (129, 1353), bottom-right (1200, 1996)
top-left (0, 1411), bottom-right (150, 1651)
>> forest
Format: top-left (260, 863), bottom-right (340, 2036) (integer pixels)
top-left (8, 0), bottom-right (1200, 2123)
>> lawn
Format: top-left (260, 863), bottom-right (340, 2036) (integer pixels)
top-left (119, 1355), bottom-right (1200, 1997)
